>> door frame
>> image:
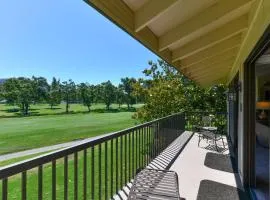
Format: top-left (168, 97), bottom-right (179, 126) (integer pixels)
top-left (228, 73), bottom-right (239, 157)
top-left (243, 25), bottom-right (270, 187)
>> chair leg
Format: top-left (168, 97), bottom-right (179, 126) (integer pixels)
top-left (221, 137), bottom-right (225, 148)
top-left (214, 139), bottom-right (219, 152)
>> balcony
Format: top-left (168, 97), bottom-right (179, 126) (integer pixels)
top-left (0, 113), bottom-right (248, 200)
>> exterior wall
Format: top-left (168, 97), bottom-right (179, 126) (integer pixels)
top-left (228, 0), bottom-right (270, 82)
top-left (227, 0), bottom-right (270, 185)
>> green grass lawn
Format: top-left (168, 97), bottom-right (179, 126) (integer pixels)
top-left (0, 150), bottom-right (57, 167)
top-left (0, 128), bottom-right (153, 200)
top-left (0, 103), bottom-right (147, 199)
top-left (0, 111), bottom-right (137, 155)
top-left (0, 103), bottom-right (143, 117)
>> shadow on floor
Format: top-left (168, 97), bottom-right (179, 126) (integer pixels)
top-left (204, 152), bottom-right (238, 173)
top-left (197, 180), bottom-right (250, 200)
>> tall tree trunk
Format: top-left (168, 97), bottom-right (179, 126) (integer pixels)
top-left (66, 101), bottom-right (69, 113)
top-left (87, 105), bottom-right (91, 112)
top-left (21, 103), bottom-right (25, 112)
top-left (25, 103), bottom-right (29, 115)
top-left (51, 104), bottom-right (53, 109)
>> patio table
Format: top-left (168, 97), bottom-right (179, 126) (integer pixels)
top-left (202, 126), bottom-right (217, 131)
top-left (198, 127), bottom-right (225, 151)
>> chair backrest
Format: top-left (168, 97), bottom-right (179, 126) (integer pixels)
top-left (202, 116), bottom-right (212, 126)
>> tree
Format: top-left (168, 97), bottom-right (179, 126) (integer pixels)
top-left (93, 84), bottom-right (103, 103)
top-left (61, 79), bottom-right (76, 113)
top-left (48, 77), bottom-right (61, 109)
top-left (31, 76), bottom-right (49, 103)
top-left (132, 59), bottom-right (227, 122)
top-left (120, 77), bottom-right (136, 110)
top-left (1, 78), bottom-right (20, 105)
top-left (115, 85), bottom-right (125, 108)
top-left (79, 83), bottom-right (94, 112)
top-left (2, 77), bottom-right (35, 115)
top-left (0, 85), bottom-right (3, 102)
top-left (17, 77), bottom-right (35, 115)
top-left (101, 81), bottom-right (115, 110)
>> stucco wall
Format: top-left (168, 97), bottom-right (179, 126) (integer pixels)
top-left (227, 0), bottom-right (270, 184)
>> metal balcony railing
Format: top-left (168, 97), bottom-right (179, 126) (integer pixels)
top-left (0, 113), bottom-right (185, 200)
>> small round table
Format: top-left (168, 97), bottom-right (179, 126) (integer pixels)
top-left (202, 126), bottom-right (217, 132)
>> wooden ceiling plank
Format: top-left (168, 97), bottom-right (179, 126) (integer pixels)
top-left (193, 74), bottom-right (229, 87)
top-left (135, 0), bottom-right (179, 32)
top-left (190, 69), bottom-right (231, 82)
top-left (199, 77), bottom-right (227, 87)
top-left (179, 43), bottom-right (240, 68)
top-left (159, 0), bottom-right (252, 51)
top-left (191, 67), bottom-right (231, 80)
top-left (171, 15), bottom-right (248, 62)
top-left (85, 0), bottom-right (172, 63)
top-left (186, 59), bottom-right (234, 74)
top-left (181, 48), bottom-right (238, 70)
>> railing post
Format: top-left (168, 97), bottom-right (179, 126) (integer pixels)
top-left (52, 160), bottom-right (56, 200)
top-left (83, 149), bottom-right (87, 200)
top-left (105, 142), bottom-right (108, 200)
top-left (38, 165), bottom-right (43, 200)
top-left (21, 171), bottom-right (27, 200)
top-left (2, 178), bottom-right (8, 200)
top-left (98, 144), bottom-right (102, 200)
top-left (91, 146), bottom-right (94, 200)
top-left (74, 152), bottom-right (78, 200)
top-left (64, 156), bottom-right (68, 200)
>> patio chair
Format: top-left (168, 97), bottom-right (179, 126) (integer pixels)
top-left (197, 128), bottom-right (225, 152)
top-left (128, 168), bottom-right (181, 200)
top-left (202, 116), bottom-right (212, 126)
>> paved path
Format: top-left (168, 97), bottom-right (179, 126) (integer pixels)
top-left (0, 133), bottom-right (112, 162)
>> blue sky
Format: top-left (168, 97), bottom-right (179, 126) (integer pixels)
top-left (0, 0), bottom-right (158, 85)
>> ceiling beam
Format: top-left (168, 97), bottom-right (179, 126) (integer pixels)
top-left (179, 40), bottom-right (241, 68)
top-left (191, 69), bottom-right (231, 82)
top-left (159, 0), bottom-right (252, 51)
top-left (185, 59), bottom-right (234, 75)
top-left (191, 67), bottom-right (231, 81)
top-left (181, 48), bottom-right (238, 70)
top-left (199, 77), bottom-right (227, 87)
top-left (135, 0), bottom-right (179, 32)
top-left (192, 73), bottom-right (229, 87)
top-left (171, 15), bottom-right (248, 62)
top-left (85, 0), bottom-right (172, 63)
top-left (198, 74), bottom-right (226, 84)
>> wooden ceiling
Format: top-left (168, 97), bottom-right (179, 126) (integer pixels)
top-left (84, 0), bottom-right (260, 86)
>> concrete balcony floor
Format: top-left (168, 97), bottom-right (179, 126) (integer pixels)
top-left (170, 133), bottom-right (245, 200)
top-left (116, 131), bottom-right (248, 200)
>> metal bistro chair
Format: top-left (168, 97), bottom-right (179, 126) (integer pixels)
top-left (202, 116), bottom-right (212, 127)
top-left (197, 126), bottom-right (226, 152)
top-left (128, 168), bottom-right (181, 200)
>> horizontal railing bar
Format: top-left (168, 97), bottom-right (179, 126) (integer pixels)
top-left (184, 111), bottom-right (227, 114)
top-left (185, 112), bottom-right (228, 116)
top-left (0, 112), bottom-right (183, 179)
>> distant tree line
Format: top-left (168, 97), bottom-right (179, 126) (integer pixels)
top-left (0, 76), bottom-right (142, 115)
top-left (0, 59), bottom-right (227, 119)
